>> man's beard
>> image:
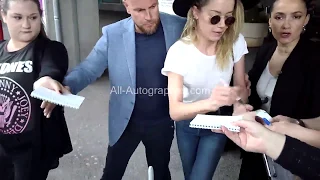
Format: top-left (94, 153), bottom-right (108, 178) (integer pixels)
top-left (136, 19), bottom-right (160, 35)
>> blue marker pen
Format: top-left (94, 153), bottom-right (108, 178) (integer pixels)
top-left (255, 116), bottom-right (271, 126)
top-left (255, 110), bottom-right (272, 126)
top-left (262, 118), bottom-right (271, 125)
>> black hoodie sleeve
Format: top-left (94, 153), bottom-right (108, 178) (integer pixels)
top-left (275, 135), bottom-right (320, 180)
top-left (38, 41), bottom-right (69, 83)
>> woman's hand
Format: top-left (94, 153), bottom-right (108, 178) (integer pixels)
top-left (205, 85), bottom-right (240, 111)
top-left (213, 112), bottom-right (287, 160)
top-left (222, 119), bottom-right (269, 153)
top-left (212, 112), bottom-right (255, 134)
top-left (267, 120), bottom-right (296, 135)
top-left (269, 115), bottom-right (298, 134)
top-left (233, 103), bottom-right (253, 116)
top-left (222, 118), bottom-right (286, 159)
top-left (245, 74), bottom-right (251, 96)
top-left (271, 115), bottom-right (298, 124)
top-left (34, 76), bottom-right (65, 93)
top-left (34, 76), bottom-right (70, 118)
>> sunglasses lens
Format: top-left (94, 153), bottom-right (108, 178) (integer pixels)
top-left (210, 15), bottom-right (221, 25)
top-left (225, 17), bottom-right (236, 26)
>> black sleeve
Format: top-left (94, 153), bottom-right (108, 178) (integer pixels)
top-left (309, 42), bottom-right (320, 117)
top-left (275, 135), bottom-right (320, 180)
top-left (38, 41), bottom-right (69, 83)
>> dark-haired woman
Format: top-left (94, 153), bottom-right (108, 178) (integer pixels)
top-left (241, 0), bottom-right (320, 179)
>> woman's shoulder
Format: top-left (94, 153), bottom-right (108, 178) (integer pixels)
top-left (291, 38), bottom-right (318, 65)
top-left (299, 38), bottom-right (319, 52)
top-left (233, 33), bottom-right (246, 44)
top-left (168, 37), bottom-right (194, 54)
top-left (300, 39), bottom-right (320, 65)
top-left (34, 36), bottom-right (66, 48)
top-left (33, 37), bottom-right (68, 55)
top-left (171, 37), bottom-right (193, 48)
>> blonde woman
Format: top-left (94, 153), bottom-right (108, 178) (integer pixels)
top-left (161, 0), bottom-right (248, 179)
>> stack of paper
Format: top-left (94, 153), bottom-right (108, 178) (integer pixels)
top-left (31, 86), bottom-right (85, 109)
top-left (189, 114), bottom-right (242, 132)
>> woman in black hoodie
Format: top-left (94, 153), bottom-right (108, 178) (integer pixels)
top-left (0, 0), bottom-right (72, 179)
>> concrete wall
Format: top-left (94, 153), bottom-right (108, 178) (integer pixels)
top-left (99, 11), bottom-right (129, 35)
top-left (77, 1), bottom-right (101, 63)
top-left (45, 0), bottom-right (100, 69)
top-left (44, 0), bottom-right (130, 69)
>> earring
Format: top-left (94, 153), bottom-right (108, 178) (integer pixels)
top-left (268, 26), bottom-right (272, 32)
top-left (192, 18), bottom-right (197, 29)
top-left (302, 25), bottom-right (306, 32)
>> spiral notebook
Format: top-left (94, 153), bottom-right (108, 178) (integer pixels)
top-left (31, 86), bottom-right (85, 109)
top-left (189, 114), bottom-right (242, 132)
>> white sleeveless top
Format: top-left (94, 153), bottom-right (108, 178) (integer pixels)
top-left (256, 62), bottom-right (278, 113)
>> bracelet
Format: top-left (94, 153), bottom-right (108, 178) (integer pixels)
top-left (296, 119), bottom-right (306, 127)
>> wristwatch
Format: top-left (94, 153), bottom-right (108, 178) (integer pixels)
top-left (296, 119), bottom-right (306, 127)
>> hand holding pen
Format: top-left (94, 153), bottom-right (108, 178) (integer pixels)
top-left (218, 78), bottom-right (253, 115)
top-left (204, 79), bottom-right (240, 111)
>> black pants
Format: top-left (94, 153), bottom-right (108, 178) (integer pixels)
top-left (0, 143), bottom-right (51, 180)
top-left (101, 120), bottom-right (174, 180)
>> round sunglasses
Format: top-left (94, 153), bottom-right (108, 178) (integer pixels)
top-left (210, 15), bottom-right (236, 26)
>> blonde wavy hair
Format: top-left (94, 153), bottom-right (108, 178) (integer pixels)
top-left (181, 0), bottom-right (244, 70)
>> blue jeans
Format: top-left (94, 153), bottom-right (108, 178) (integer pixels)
top-left (176, 120), bottom-right (227, 180)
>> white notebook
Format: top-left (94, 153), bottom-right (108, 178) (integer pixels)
top-left (31, 86), bottom-right (85, 109)
top-left (189, 114), bottom-right (242, 132)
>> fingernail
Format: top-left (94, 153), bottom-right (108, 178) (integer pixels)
top-left (255, 116), bottom-right (264, 125)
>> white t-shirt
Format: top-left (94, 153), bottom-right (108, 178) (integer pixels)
top-left (161, 34), bottom-right (248, 103)
top-left (256, 62), bottom-right (278, 113)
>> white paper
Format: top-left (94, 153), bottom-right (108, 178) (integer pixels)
top-left (31, 86), bottom-right (85, 109)
top-left (189, 114), bottom-right (242, 132)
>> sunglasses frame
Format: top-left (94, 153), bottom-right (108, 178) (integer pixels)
top-left (210, 15), bottom-right (236, 26)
